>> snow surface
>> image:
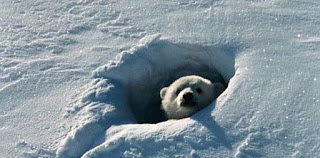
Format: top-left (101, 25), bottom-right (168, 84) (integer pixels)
top-left (1, 0), bottom-right (320, 158)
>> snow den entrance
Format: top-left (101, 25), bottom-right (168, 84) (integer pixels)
top-left (93, 34), bottom-right (235, 123)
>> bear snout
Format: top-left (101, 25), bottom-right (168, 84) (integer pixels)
top-left (181, 92), bottom-right (197, 107)
top-left (183, 92), bottom-right (193, 102)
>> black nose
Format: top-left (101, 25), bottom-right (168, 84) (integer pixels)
top-left (183, 92), bottom-right (193, 102)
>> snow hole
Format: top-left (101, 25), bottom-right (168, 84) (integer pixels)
top-left (93, 34), bottom-right (236, 123)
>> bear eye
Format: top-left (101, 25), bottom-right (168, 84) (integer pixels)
top-left (176, 89), bottom-right (181, 95)
top-left (196, 88), bottom-right (202, 94)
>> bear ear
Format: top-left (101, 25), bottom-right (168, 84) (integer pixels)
top-left (213, 83), bottom-right (225, 95)
top-left (160, 87), bottom-right (168, 99)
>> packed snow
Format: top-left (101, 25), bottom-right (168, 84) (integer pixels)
top-left (1, 0), bottom-right (320, 158)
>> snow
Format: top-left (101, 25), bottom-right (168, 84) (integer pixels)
top-left (1, 0), bottom-right (320, 158)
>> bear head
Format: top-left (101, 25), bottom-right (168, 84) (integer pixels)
top-left (160, 75), bottom-right (225, 119)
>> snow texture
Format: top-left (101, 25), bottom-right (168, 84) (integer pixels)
top-left (1, 0), bottom-right (320, 158)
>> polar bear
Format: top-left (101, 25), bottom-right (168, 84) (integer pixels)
top-left (160, 75), bottom-right (225, 119)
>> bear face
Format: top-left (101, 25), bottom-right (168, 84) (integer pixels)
top-left (160, 75), bottom-right (225, 119)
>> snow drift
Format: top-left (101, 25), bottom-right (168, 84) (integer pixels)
top-left (57, 34), bottom-right (236, 157)
top-left (2, 0), bottom-right (320, 157)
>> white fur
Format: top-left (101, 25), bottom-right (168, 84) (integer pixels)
top-left (160, 75), bottom-right (225, 119)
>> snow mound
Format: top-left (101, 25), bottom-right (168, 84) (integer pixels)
top-left (94, 34), bottom-right (234, 123)
top-left (56, 34), bottom-right (236, 158)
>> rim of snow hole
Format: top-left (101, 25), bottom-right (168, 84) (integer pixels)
top-left (92, 34), bottom-right (236, 123)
